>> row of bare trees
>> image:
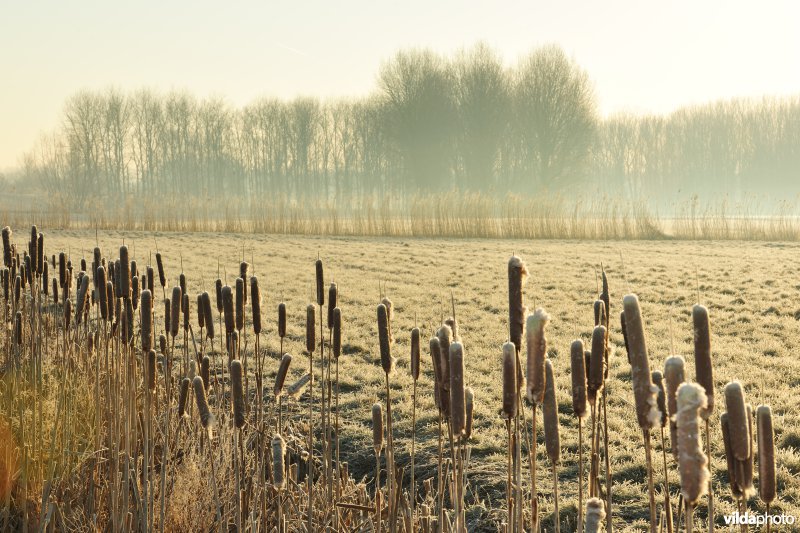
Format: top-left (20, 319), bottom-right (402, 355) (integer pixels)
top-left (20, 43), bottom-right (800, 209)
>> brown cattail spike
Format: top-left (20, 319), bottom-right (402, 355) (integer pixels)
top-left (623, 294), bottom-right (660, 429)
top-left (570, 340), bottom-right (588, 418)
top-left (720, 413), bottom-right (742, 498)
top-left (193, 376), bottom-right (215, 435)
top-left (182, 293), bottom-right (189, 332)
top-left (156, 252), bottom-right (166, 288)
top-left (178, 377), bottom-right (190, 418)
top-left (222, 285), bottom-right (234, 336)
top-left (664, 355), bottom-right (686, 458)
top-left (676, 382), bottom-right (710, 506)
top-left (201, 292), bottom-right (214, 340)
top-left (235, 277), bottom-right (244, 331)
top-left (588, 325), bottom-right (606, 405)
top-left (327, 282), bottom-right (337, 329)
top-left (215, 278), bottom-right (223, 313)
top-left (724, 381), bottom-right (750, 461)
top-left (692, 304), bottom-right (713, 418)
top-left (526, 308), bottom-right (550, 405)
top-left (652, 370), bottom-right (667, 428)
top-left (410, 327), bottom-right (420, 381)
top-left (201, 355), bottom-right (210, 390)
top-left (250, 276), bottom-right (261, 335)
top-left (756, 405), bottom-right (776, 506)
top-left (430, 337), bottom-right (443, 411)
top-left (274, 353), bottom-right (292, 397)
top-left (119, 245), bottom-right (130, 300)
top-left (231, 360), bottom-right (246, 428)
top-left (377, 304), bottom-right (392, 374)
top-left (449, 342), bottom-right (466, 435)
top-left (278, 302), bottom-right (287, 338)
top-left (502, 342), bottom-right (518, 419)
top-left (508, 255), bottom-right (529, 352)
top-left (372, 402), bottom-right (384, 455)
top-left (465, 387), bottom-right (474, 439)
top-left (146, 349), bottom-right (156, 390)
top-left (272, 435), bottom-right (287, 491)
top-left (584, 497), bottom-right (606, 533)
top-left (332, 307), bottom-right (342, 359)
top-left (170, 286), bottom-right (181, 337)
top-left (315, 259), bottom-right (324, 306)
top-left (141, 289), bottom-right (152, 352)
top-left (543, 359), bottom-right (560, 465)
top-left (306, 304), bottom-right (316, 353)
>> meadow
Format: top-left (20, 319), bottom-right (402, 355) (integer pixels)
top-left (2, 227), bottom-right (799, 531)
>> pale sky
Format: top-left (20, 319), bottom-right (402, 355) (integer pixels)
top-left (1, 0), bottom-right (799, 170)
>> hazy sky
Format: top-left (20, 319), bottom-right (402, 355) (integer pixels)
top-left (1, 0), bottom-right (799, 169)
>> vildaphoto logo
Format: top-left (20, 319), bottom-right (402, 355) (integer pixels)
top-left (723, 511), bottom-right (795, 527)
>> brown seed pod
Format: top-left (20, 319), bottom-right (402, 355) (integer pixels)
top-left (119, 245), bottom-right (130, 300)
top-left (64, 298), bottom-right (72, 330)
top-left (196, 293), bottom-right (204, 329)
top-left (193, 376), bottom-right (215, 435)
top-left (332, 307), bottom-right (342, 359)
top-left (272, 435), bottom-right (287, 491)
top-left (381, 297), bottom-right (394, 343)
top-left (58, 252), bottom-right (66, 288)
top-left (570, 339), bottom-right (587, 419)
top-left (372, 402), bottom-right (384, 455)
top-left (156, 252), bottom-right (166, 289)
top-left (163, 297), bottom-right (171, 338)
top-left (619, 311), bottom-right (628, 360)
top-left (75, 274), bottom-right (90, 325)
top-left (306, 304), bottom-right (316, 353)
top-left (327, 282), bottom-right (337, 329)
top-left (652, 370), bottom-right (667, 428)
top-left (526, 308), bottom-right (550, 405)
top-left (132, 276), bottom-right (140, 310)
top-left (664, 356), bottom-right (686, 459)
top-left (278, 302), bottom-right (287, 338)
top-left (735, 404), bottom-right (755, 497)
top-left (720, 413), bottom-right (743, 498)
top-left (410, 327), bottom-right (421, 382)
top-left (508, 255), bottom-right (529, 353)
top-left (502, 341), bottom-right (518, 419)
top-left (145, 265), bottom-right (154, 294)
top-left (315, 259), bottom-right (324, 306)
top-left (378, 304), bottom-right (392, 374)
top-left (215, 278), bottom-right (223, 313)
top-left (159, 334), bottom-right (167, 356)
top-left (724, 381), bottom-right (750, 461)
top-left (141, 289), bottom-right (153, 352)
top-left (230, 360), bottom-right (246, 429)
top-left (1, 227), bottom-right (11, 267)
top-left (170, 286), bottom-right (181, 337)
top-left (623, 294), bottom-right (659, 429)
top-left (430, 337), bottom-right (443, 410)
top-left (14, 311), bottom-right (22, 344)
top-left (692, 304), bottom-right (713, 418)
top-left (201, 355), bottom-right (210, 390)
top-left (274, 353), bottom-right (292, 397)
top-left (449, 342), bottom-right (466, 435)
top-left (593, 299), bottom-right (606, 328)
top-left (587, 325), bottom-right (606, 405)
top-left (235, 277), bottom-right (244, 331)
top-left (178, 273), bottom-right (186, 300)
top-left (178, 377), bottom-right (191, 418)
top-left (676, 382), bottom-right (710, 506)
top-left (147, 349), bottom-right (157, 391)
top-left (756, 405), bottom-right (776, 506)
top-left (465, 387), bottom-right (474, 440)
top-left (201, 291), bottom-right (214, 340)
top-left (222, 285), bottom-right (234, 336)
top-left (543, 359), bottom-right (560, 465)
top-left (287, 373), bottom-right (310, 399)
top-left (250, 276), bottom-right (261, 335)
top-left (182, 293), bottom-right (189, 332)
top-left (584, 497), bottom-right (606, 533)
top-left (36, 232), bottom-right (43, 275)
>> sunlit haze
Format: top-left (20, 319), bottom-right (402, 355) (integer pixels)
top-left (1, 0), bottom-right (799, 169)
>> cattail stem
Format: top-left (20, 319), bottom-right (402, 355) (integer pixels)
top-left (602, 388), bottom-right (612, 533)
top-left (661, 426), bottom-right (674, 533)
top-left (578, 418), bottom-right (584, 533)
top-left (411, 378), bottom-right (417, 512)
top-left (506, 419), bottom-right (513, 533)
top-left (644, 429), bottom-right (657, 533)
top-left (686, 502), bottom-right (693, 533)
top-left (529, 404), bottom-right (538, 533)
top-left (552, 463), bottom-right (560, 533)
top-left (705, 419), bottom-right (713, 533)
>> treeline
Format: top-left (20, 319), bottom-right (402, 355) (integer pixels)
top-left (20, 43), bottom-right (800, 208)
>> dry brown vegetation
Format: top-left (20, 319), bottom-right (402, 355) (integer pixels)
top-left (1, 226), bottom-right (799, 532)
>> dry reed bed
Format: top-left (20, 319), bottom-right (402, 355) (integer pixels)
top-left (0, 227), bottom-right (799, 532)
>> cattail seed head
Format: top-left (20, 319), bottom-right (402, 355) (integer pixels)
top-left (170, 286), bottom-right (181, 337)
top-left (250, 276), bottom-right (261, 335)
top-left (201, 291), bottom-right (214, 339)
top-left (196, 293), bottom-right (204, 329)
top-left (692, 304), bottom-right (713, 418)
top-left (119, 246), bottom-right (130, 300)
top-left (1, 227), bottom-right (11, 267)
top-left (508, 255), bottom-right (528, 353)
top-left (570, 340), bottom-right (588, 418)
top-left (593, 299), bottom-right (606, 328)
top-left (735, 404), bottom-right (755, 497)
top-left (588, 325), bottom-right (606, 405)
top-left (230, 360), bottom-right (246, 429)
top-left (665, 356), bottom-right (686, 458)
top-left (526, 308), bottom-right (550, 405)
top-left (75, 274), bottom-right (90, 325)
top-left (437, 324), bottom-right (452, 388)
top-left (14, 311), bottom-right (22, 344)
top-left (502, 341), bottom-right (518, 419)
top-left (36, 233), bottom-right (43, 275)
top-left (215, 278), bottom-right (223, 313)
top-left (381, 297), bottom-right (394, 343)
top-left (193, 376), bottom-right (215, 436)
top-left (178, 377), bottom-right (190, 418)
top-left (222, 285), bottom-right (234, 336)
top-left (274, 353), bottom-right (292, 397)
top-left (378, 304), bottom-right (392, 374)
top-left (178, 272), bottom-right (186, 300)
top-left (156, 252), bottom-right (166, 288)
top-left (372, 402), bottom-right (384, 455)
top-left (272, 435), bottom-right (287, 491)
top-left (449, 342), bottom-right (466, 435)
top-left (105, 282), bottom-right (114, 321)
top-left (724, 381), bottom-right (750, 461)
top-left (287, 373), bottom-right (310, 399)
top-left (430, 337), bottom-right (443, 411)
top-left (584, 498), bottom-right (606, 533)
top-left (410, 327), bottom-right (420, 381)
top-left (52, 277), bottom-right (58, 303)
top-left (327, 282), bottom-right (337, 328)
top-left (623, 294), bottom-right (660, 429)
top-left (182, 294), bottom-right (189, 332)
top-left (756, 405), bottom-right (776, 505)
top-left (720, 413), bottom-right (743, 498)
top-left (620, 311), bottom-right (630, 362)
top-left (543, 359), bottom-right (560, 465)
top-left (132, 276), bottom-right (139, 310)
top-left (13, 275), bottom-right (20, 305)
top-left (146, 265), bottom-right (154, 294)
top-left (147, 349), bottom-right (157, 391)
top-left (465, 387), bottom-right (474, 439)
top-left (278, 302), bottom-right (286, 338)
top-left (676, 382), bottom-right (710, 506)
top-left (159, 334), bottom-right (167, 355)
top-left (652, 370), bottom-right (667, 428)
top-left (58, 252), bottom-right (66, 288)
top-left (315, 259), bottom-right (324, 306)
top-left (201, 355), bottom-right (210, 390)
top-left (235, 277), bottom-right (244, 331)
top-left (332, 307), bottom-right (342, 359)
top-left (141, 289), bottom-right (153, 352)
top-left (306, 304), bottom-right (316, 353)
